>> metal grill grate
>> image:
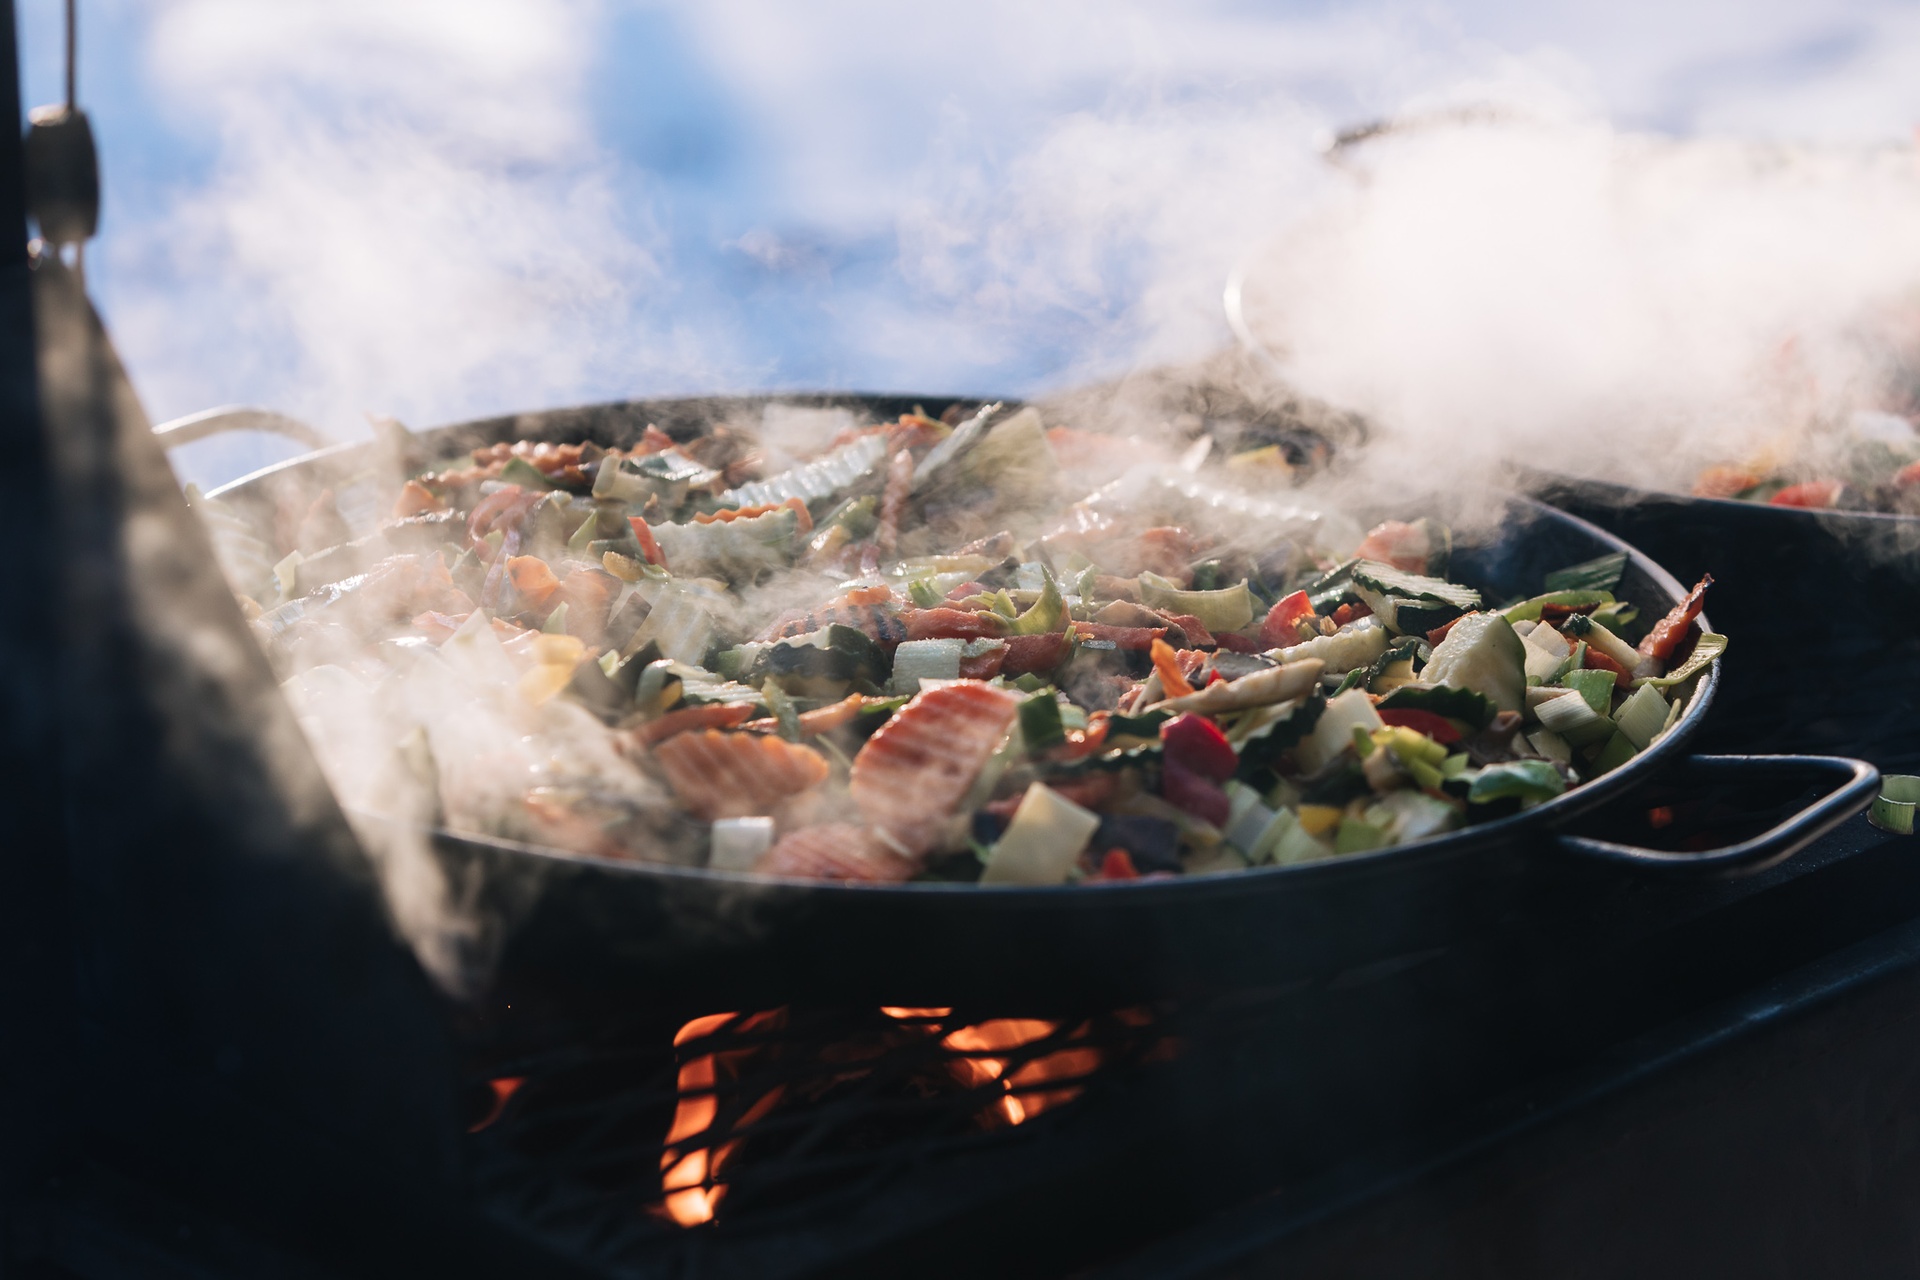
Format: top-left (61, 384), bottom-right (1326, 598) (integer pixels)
top-left (462, 1004), bottom-right (1169, 1270)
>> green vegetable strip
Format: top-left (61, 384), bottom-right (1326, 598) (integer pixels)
top-left (1543, 551), bottom-right (1629, 594)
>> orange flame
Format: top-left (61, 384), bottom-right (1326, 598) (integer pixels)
top-left (658, 1011), bottom-right (785, 1227)
top-left (657, 1005), bottom-right (1138, 1226)
top-left (897, 1013), bottom-right (1093, 1125)
top-left (466, 1075), bottom-right (525, 1133)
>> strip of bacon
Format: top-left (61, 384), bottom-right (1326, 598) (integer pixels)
top-left (905, 608), bottom-right (1008, 641)
top-left (765, 602), bottom-right (908, 646)
top-left (1002, 631), bottom-right (1069, 675)
top-left (1072, 622), bottom-right (1166, 649)
top-left (850, 681), bottom-right (1021, 856)
top-left (1156, 611), bottom-right (1214, 648)
top-left (757, 823), bottom-right (916, 882)
top-left (1638, 574), bottom-right (1712, 661)
top-left (959, 643), bottom-right (1008, 680)
top-left (653, 731), bottom-right (830, 819)
top-left (635, 703), bottom-right (758, 747)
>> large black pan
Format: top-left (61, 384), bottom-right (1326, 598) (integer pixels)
top-left (1534, 475), bottom-right (1920, 775)
top-left (206, 396), bottom-right (1876, 1014)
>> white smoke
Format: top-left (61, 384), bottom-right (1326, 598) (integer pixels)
top-left (101, 0), bottom-right (697, 444)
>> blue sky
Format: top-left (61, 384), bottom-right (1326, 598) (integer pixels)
top-left (14, 1), bottom-right (1920, 485)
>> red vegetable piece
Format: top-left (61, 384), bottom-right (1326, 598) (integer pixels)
top-left (1099, 849), bottom-right (1139, 881)
top-left (627, 515), bottom-right (666, 568)
top-left (1071, 622), bottom-right (1166, 649)
top-left (1330, 601), bottom-right (1371, 627)
top-left (1214, 633), bottom-right (1263, 654)
top-left (905, 607), bottom-right (1007, 641)
top-left (1692, 465), bottom-right (1761, 499)
top-left (1002, 631), bottom-right (1070, 675)
top-left (1158, 612), bottom-right (1215, 648)
top-left (1160, 756), bottom-right (1231, 827)
top-left (1582, 646), bottom-right (1632, 688)
top-left (1376, 708), bottom-right (1462, 744)
top-left (1426, 613), bottom-right (1468, 646)
top-left (1161, 712), bottom-right (1237, 782)
top-left (1150, 638), bottom-right (1196, 700)
top-left (1354, 519), bottom-right (1432, 573)
top-left (957, 644), bottom-right (1007, 680)
top-left (1638, 574), bottom-right (1712, 661)
top-left (1896, 460), bottom-right (1920, 489)
top-left (1258, 589), bottom-right (1314, 649)
top-left (1768, 480), bottom-right (1844, 509)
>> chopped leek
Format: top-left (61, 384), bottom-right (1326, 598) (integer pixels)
top-left (1613, 682), bottom-right (1669, 750)
top-left (1590, 730), bottom-right (1638, 774)
top-left (1533, 690), bottom-right (1614, 747)
top-left (1499, 589), bottom-right (1614, 624)
top-left (1421, 612), bottom-right (1526, 713)
top-left (1557, 668), bottom-right (1617, 714)
top-left (1018, 691), bottom-right (1067, 752)
top-left (710, 817), bottom-right (775, 873)
top-left (1008, 570), bottom-right (1067, 635)
top-left (1543, 551), bottom-right (1628, 594)
top-left (979, 783), bottom-right (1102, 885)
top-left (890, 638), bottom-right (964, 694)
top-left (1467, 760), bottom-right (1566, 804)
top-left (1274, 615), bottom-right (1389, 673)
top-left (1138, 572), bottom-right (1255, 633)
top-left (1635, 633), bottom-right (1727, 690)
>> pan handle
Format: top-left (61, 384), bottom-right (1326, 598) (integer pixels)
top-left (153, 405), bottom-right (331, 452)
top-left (1553, 754), bottom-right (1880, 876)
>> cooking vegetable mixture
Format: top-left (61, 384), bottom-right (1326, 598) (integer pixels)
top-left (1694, 409), bottom-right (1920, 512)
top-left (204, 403), bottom-right (1724, 885)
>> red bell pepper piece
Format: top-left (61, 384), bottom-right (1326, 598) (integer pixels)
top-left (1583, 646), bottom-right (1632, 688)
top-left (1161, 712), bottom-right (1237, 782)
top-left (1375, 708), bottom-right (1462, 744)
top-left (1160, 756), bottom-right (1231, 827)
top-left (1258, 589), bottom-right (1314, 649)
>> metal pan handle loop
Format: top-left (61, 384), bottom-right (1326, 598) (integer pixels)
top-left (1553, 754), bottom-right (1879, 876)
top-left (153, 405), bottom-right (331, 452)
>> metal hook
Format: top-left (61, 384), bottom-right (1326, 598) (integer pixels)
top-left (24, 0), bottom-right (97, 280)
